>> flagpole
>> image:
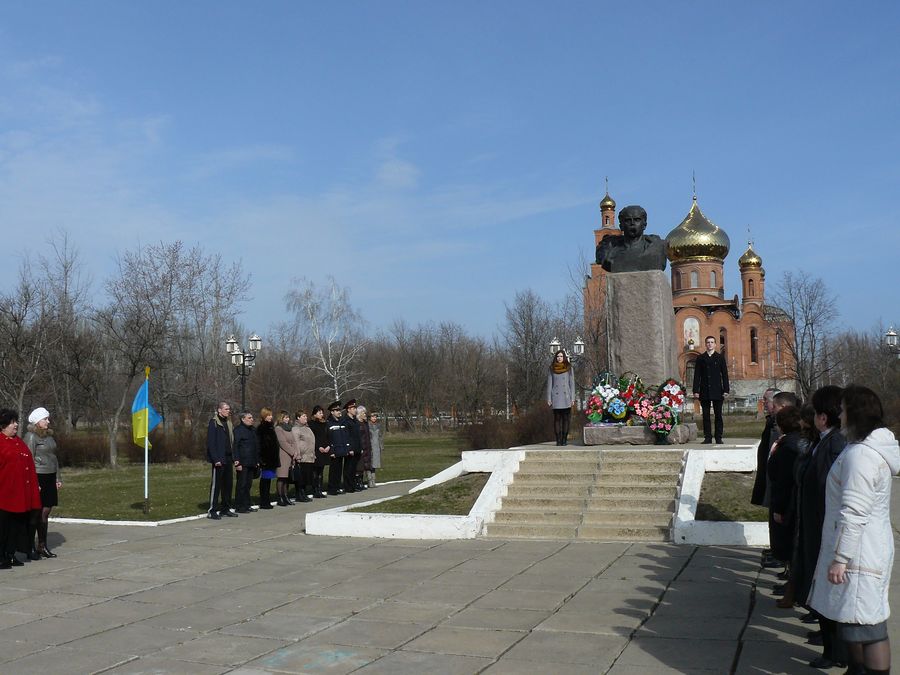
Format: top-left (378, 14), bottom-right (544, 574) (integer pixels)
top-left (144, 366), bottom-right (150, 515)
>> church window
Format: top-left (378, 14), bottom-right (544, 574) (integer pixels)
top-left (719, 327), bottom-right (727, 356)
top-left (604, 215), bottom-right (610, 226)
top-left (749, 278), bottom-right (755, 296)
top-left (775, 332), bottom-right (782, 362)
top-left (711, 270), bottom-right (717, 287)
top-left (674, 271), bottom-right (682, 290)
top-left (685, 358), bottom-right (696, 390)
top-left (750, 328), bottom-right (759, 363)
top-left (690, 270), bottom-right (699, 288)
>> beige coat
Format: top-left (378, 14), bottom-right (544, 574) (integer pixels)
top-left (274, 425), bottom-right (297, 478)
top-left (291, 422), bottom-right (316, 464)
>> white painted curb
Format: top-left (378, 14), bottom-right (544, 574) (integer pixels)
top-left (673, 446), bottom-right (769, 546)
top-left (305, 449), bottom-right (526, 539)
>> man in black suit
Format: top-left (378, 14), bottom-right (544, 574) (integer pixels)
top-left (692, 336), bottom-right (730, 444)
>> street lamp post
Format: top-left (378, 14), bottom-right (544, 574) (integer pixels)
top-left (226, 333), bottom-right (262, 411)
top-left (885, 326), bottom-right (899, 359)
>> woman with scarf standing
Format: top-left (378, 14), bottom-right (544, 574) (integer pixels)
top-left (274, 410), bottom-right (297, 506)
top-left (290, 409), bottom-right (315, 502)
top-left (256, 408), bottom-right (280, 509)
top-left (546, 350), bottom-right (576, 446)
top-left (22, 407), bottom-right (60, 558)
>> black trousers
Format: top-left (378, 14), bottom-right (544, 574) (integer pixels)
top-left (344, 454), bottom-right (358, 491)
top-left (208, 462), bottom-right (234, 514)
top-left (0, 510), bottom-right (11, 558)
top-left (700, 398), bottom-right (724, 442)
top-left (294, 463), bottom-right (314, 496)
top-left (234, 466), bottom-right (255, 510)
top-left (328, 456), bottom-right (344, 493)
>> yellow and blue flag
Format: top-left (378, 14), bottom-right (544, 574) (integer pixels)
top-left (131, 370), bottom-right (162, 448)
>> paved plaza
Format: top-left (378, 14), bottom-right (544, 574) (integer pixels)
top-left (1, 480), bottom-right (899, 674)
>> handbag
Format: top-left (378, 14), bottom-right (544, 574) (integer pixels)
top-left (291, 462), bottom-right (303, 484)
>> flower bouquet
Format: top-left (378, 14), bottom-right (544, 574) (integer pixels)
top-left (584, 383), bottom-right (626, 424)
top-left (646, 404), bottom-right (676, 445)
top-left (657, 378), bottom-right (686, 420)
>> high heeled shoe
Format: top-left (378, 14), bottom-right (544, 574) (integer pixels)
top-left (38, 545), bottom-right (57, 559)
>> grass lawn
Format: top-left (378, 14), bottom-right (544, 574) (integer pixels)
top-left (696, 472), bottom-right (768, 522)
top-left (349, 473), bottom-right (489, 516)
top-left (54, 432), bottom-right (464, 521)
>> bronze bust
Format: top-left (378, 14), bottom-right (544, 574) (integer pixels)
top-left (595, 205), bottom-right (668, 273)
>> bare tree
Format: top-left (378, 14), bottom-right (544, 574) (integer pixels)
top-left (768, 271), bottom-right (840, 400)
top-left (285, 277), bottom-right (382, 401)
top-left (0, 261), bottom-right (57, 416)
top-left (501, 289), bottom-right (553, 408)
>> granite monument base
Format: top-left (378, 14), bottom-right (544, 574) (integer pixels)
top-left (583, 422), bottom-right (698, 446)
top-left (606, 269), bottom-right (679, 388)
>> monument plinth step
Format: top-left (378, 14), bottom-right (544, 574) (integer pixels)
top-left (505, 484), bottom-right (592, 498)
top-left (577, 524), bottom-right (670, 542)
top-left (512, 473), bottom-right (598, 485)
top-left (599, 461), bottom-right (683, 474)
top-left (591, 484), bottom-right (676, 498)
top-left (500, 496), bottom-right (588, 510)
top-left (517, 461), bottom-right (602, 474)
top-left (601, 449), bottom-right (686, 462)
top-left (595, 473), bottom-right (679, 486)
top-left (581, 511), bottom-right (672, 526)
top-left (587, 497), bottom-right (676, 512)
top-left (493, 511), bottom-right (582, 525)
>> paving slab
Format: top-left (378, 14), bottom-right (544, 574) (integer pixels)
top-left (401, 625), bottom-right (526, 657)
top-left (481, 657), bottom-right (601, 675)
top-left (242, 641), bottom-right (387, 674)
top-left (615, 636), bottom-right (737, 670)
top-left (63, 622), bottom-right (196, 656)
top-left (352, 600), bottom-right (458, 625)
top-left (1, 645), bottom-right (136, 673)
top-left (156, 633), bottom-right (289, 666)
top-left (500, 630), bottom-right (627, 668)
top-left (443, 607), bottom-right (552, 631)
top-left (217, 613), bottom-right (340, 641)
top-left (102, 656), bottom-right (229, 674)
top-left (304, 618), bottom-right (432, 649)
top-left (353, 650), bottom-right (493, 675)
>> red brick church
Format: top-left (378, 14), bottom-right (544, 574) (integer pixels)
top-left (583, 190), bottom-right (795, 408)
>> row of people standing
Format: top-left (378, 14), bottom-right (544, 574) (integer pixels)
top-left (206, 399), bottom-right (383, 518)
top-left (0, 407), bottom-right (59, 569)
top-left (753, 385), bottom-right (899, 674)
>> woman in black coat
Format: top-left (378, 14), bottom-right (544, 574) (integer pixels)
top-left (767, 405), bottom-right (802, 564)
top-left (308, 406), bottom-right (330, 498)
top-left (256, 407), bottom-right (280, 509)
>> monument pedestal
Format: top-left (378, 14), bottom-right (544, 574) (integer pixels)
top-left (583, 422), bottom-right (697, 446)
top-left (606, 270), bottom-right (678, 387)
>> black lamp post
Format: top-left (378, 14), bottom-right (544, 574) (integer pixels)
top-left (885, 326), bottom-right (899, 359)
top-left (226, 333), bottom-right (262, 411)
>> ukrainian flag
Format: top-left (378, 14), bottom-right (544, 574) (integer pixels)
top-left (131, 374), bottom-right (162, 448)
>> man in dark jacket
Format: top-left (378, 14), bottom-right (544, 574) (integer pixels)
top-left (326, 401), bottom-right (351, 495)
top-left (233, 411), bottom-right (260, 513)
top-left (206, 401), bottom-right (237, 519)
top-left (751, 387), bottom-right (779, 506)
top-left (692, 336), bottom-right (730, 444)
top-left (343, 400), bottom-right (362, 493)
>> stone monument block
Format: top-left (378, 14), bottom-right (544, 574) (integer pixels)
top-left (606, 270), bottom-right (679, 388)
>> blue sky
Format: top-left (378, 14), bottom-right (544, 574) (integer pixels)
top-left (1, 2), bottom-right (898, 339)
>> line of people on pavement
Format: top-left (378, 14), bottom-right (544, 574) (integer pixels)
top-left (752, 384), bottom-right (899, 674)
top-left (206, 399), bottom-right (383, 519)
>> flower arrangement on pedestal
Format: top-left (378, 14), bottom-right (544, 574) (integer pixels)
top-left (584, 373), bottom-right (685, 438)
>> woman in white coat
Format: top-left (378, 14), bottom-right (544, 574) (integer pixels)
top-left (808, 385), bottom-right (900, 675)
top-left (546, 350), bottom-right (576, 446)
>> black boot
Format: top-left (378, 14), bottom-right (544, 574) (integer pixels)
top-left (37, 522), bottom-right (56, 558)
top-left (259, 479), bottom-right (274, 509)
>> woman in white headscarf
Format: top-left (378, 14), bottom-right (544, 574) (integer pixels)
top-left (22, 407), bottom-right (59, 558)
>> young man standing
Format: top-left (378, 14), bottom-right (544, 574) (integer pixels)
top-left (692, 336), bottom-right (730, 444)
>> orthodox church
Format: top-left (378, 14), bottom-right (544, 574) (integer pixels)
top-left (583, 191), bottom-right (795, 406)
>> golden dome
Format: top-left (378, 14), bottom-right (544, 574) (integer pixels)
top-left (738, 242), bottom-right (762, 267)
top-left (666, 198), bottom-right (730, 262)
top-left (599, 193), bottom-right (616, 210)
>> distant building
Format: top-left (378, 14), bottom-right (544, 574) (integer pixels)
top-left (584, 192), bottom-right (795, 408)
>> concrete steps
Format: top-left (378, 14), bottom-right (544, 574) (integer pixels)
top-left (485, 448), bottom-right (684, 542)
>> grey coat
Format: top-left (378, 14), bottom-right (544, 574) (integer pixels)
top-left (23, 427), bottom-right (59, 475)
top-left (368, 422), bottom-right (383, 469)
top-left (546, 368), bottom-right (576, 410)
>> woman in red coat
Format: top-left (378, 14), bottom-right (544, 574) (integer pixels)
top-left (0, 409), bottom-right (43, 569)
